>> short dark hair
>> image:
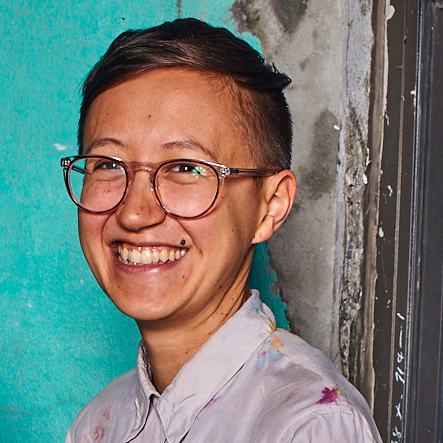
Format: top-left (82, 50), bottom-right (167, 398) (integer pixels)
top-left (78, 18), bottom-right (292, 170)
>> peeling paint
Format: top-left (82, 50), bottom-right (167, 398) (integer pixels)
top-left (339, 108), bottom-right (370, 381)
top-left (337, 0), bottom-right (374, 384)
top-left (230, 0), bottom-right (308, 50)
top-left (270, 0), bottom-right (308, 34)
top-left (360, 0), bottom-right (370, 16)
top-left (230, 0), bottom-right (261, 36)
top-left (249, 242), bottom-right (290, 330)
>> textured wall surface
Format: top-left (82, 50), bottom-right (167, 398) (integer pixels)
top-left (0, 0), bottom-right (374, 441)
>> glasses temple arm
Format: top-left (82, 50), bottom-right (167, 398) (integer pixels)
top-left (226, 167), bottom-right (275, 177)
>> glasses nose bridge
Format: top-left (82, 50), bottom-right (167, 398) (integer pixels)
top-left (125, 160), bottom-right (158, 185)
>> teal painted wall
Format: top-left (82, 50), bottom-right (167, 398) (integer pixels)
top-left (0, 2), bottom-right (287, 441)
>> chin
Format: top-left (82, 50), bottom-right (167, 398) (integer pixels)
top-left (106, 289), bottom-right (182, 322)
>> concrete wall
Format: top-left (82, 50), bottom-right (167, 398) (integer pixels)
top-left (231, 0), bottom-right (374, 375)
top-left (0, 1), bottom-right (374, 441)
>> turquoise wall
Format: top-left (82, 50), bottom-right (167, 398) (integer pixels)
top-left (0, 2), bottom-right (288, 441)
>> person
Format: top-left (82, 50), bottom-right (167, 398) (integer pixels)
top-left (62, 18), bottom-right (381, 443)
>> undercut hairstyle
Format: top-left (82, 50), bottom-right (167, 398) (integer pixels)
top-left (78, 18), bottom-right (293, 170)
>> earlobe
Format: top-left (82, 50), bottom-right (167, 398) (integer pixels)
top-left (252, 170), bottom-right (296, 244)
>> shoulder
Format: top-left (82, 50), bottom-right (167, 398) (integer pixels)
top-left (243, 329), bottom-right (382, 442)
top-left (67, 368), bottom-right (139, 443)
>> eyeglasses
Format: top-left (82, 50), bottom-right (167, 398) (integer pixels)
top-left (61, 155), bottom-right (274, 219)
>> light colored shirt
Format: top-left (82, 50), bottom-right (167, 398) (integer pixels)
top-left (65, 291), bottom-right (382, 442)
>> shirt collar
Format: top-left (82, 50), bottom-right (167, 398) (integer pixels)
top-left (126, 342), bottom-right (159, 441)
top-left (134, 290), bottom-right (276, 443)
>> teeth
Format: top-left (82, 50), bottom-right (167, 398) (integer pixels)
top-left (129, 249), bottom-right (141, 263)
top-left (141, 249), bottom-right (152, 264)
top-left (160, 249), bottom-right (169, 263)
top-left (118, 245), bottom-right (186, 265)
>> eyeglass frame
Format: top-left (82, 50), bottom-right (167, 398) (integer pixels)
top-left (61, 155), bottom-right (276, 220)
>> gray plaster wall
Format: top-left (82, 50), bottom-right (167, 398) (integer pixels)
top-left (231, 0), bottom-right (374, 376)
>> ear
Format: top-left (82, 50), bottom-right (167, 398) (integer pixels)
top-left (252, 170), bottom-right (296, 244)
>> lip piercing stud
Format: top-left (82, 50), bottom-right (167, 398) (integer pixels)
top-left (181, 239), bottom-right (186, 246)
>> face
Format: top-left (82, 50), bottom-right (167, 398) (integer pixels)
top-left (79, 68), bottom-right (269, 330)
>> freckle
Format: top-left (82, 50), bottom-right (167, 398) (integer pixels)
top-left (148, 115), bottom-right (152, 118)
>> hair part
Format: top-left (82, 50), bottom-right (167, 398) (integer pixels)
top-left (78, 18), bottom-right (293, 170)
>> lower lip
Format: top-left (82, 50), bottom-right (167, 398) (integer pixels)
top-left (110, 249), bottom-right (185, 274)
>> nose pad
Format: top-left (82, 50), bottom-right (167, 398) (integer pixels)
top-left (115, 172), bottom-right (166, 231)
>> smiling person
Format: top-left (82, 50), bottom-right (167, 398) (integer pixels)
top-left (62, 18), bottom-right (381, 443)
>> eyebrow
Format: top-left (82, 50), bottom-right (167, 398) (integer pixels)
top-left (85, 137), bottom-right (124, 154)
top-left (162, 140), bottom-right (219, 162)
top-left (86, 138), bottom-right (219, 162)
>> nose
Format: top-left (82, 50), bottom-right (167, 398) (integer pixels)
top-left (115, 171), bottom-right (166, 231)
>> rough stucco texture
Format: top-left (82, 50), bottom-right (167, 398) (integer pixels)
top-left (0, 2), bottom-right (288, 442)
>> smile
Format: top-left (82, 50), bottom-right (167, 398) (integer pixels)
top-left (118, 244), bottom-right (187, 265)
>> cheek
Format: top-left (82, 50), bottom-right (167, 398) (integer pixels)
top-left (225, 188), bottom-right (262, 236)
top-left (190, 193), bottom-right (260, 254)
top-left (78, 212), bottom-right (106, 258)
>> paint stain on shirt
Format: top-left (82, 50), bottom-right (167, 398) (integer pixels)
top-left (316, 387), bottom-right (339, 405)
top-left (284, 390), bottom-right (299, 402)
top-left (205, 396), bottom-right (221, 407)
top-left (90, 407), bottom-right (110, 442)
top-left (255, 336), bottom-right (284, 371)
top-left (270, 336), bottom-right (283, 352)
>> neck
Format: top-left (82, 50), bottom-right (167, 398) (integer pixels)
top-left (137, 286), bottom-right (250, 394)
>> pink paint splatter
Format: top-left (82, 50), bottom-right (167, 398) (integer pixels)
top-left (284, 391), bottom-right (298, 402)
top-left (93, 425), bottom-right (105, 442)
top-left (206, 396), bottom-right (221, 407)
top-left (103, 408), bottom-right (110, 421)
top-left (91, 407), bottom-right (110, 442)
top-left (317, 387), bottom-right (339, 405)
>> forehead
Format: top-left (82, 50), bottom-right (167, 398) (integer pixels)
top-left (84, 68), bottom-right (253, 166)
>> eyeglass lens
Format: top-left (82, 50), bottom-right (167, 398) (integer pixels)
top-left (68, 157), bottom-right (220, 218)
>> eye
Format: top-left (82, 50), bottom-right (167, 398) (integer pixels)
top-left (83, 157), bottom-right (126, 177)
top-left (171, 162), bottom-right (209, 177)
top-left (94, 159), bottom-right (124, 171)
